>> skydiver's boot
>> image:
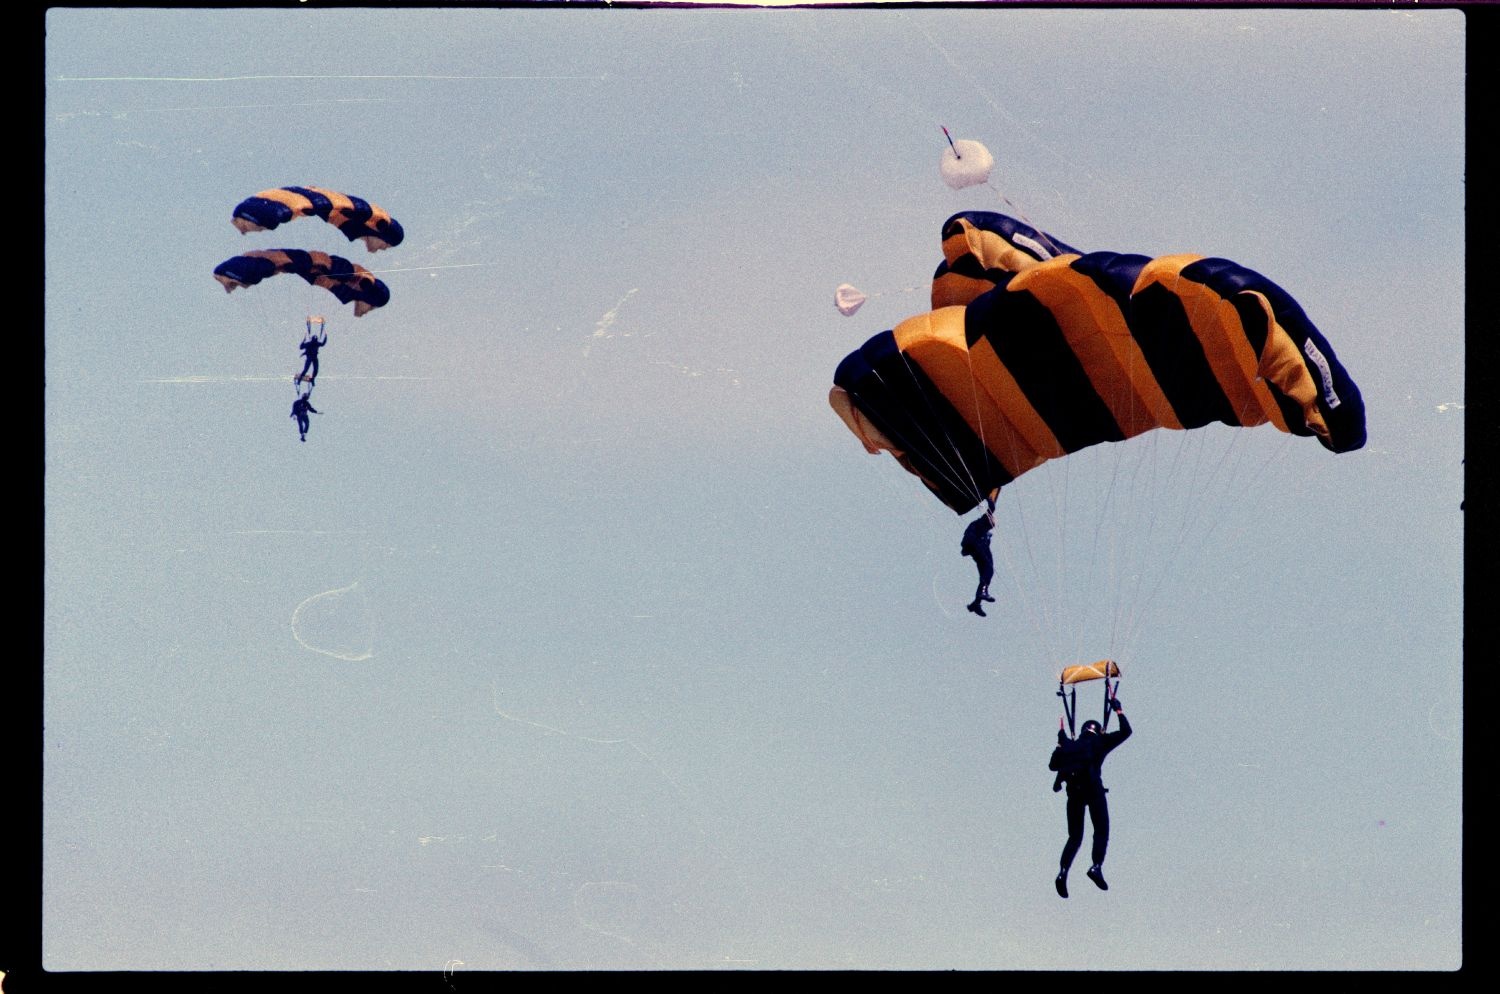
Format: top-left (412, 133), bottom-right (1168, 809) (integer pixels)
top-left (981, 586), bottom-right (995, 603)
top-left (967, 599), bottom-right (986, 617)
top-left (1055, 871), bottom-right (1068, 899)
top-left (1087, 864), bottom-right (1108, 891)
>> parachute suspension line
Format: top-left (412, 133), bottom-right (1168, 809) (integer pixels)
top-left (1069, 420), bottom-right (1159, 669)
top-left (1067, 321), bottom-right (1230, 667)
top-left (1077, 428), bottom-right (1132, 664)
top-left (1109, 425), bottom-right (1179, 659)
top-left (1113, 417), bottom-right (1254, 659)
top-left (843, 392), bottom-right (980, 509)
top-left (1038, 439), bottom-right (1078, 666)
top-left (842, 373), bottom-right (985, 510)
top-left (992, 480), bottom-right (1067, 665)
top-left (892, 348), bottom-right (990, 507)
top-left (1106, 424), bottom-right (1204, 661)
top-left (1118, 390), bottom-right (1299, 645)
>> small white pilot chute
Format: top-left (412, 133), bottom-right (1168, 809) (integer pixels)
top-left (939, 127), bottom-right (994, 190)
top-left (834, 283), bottom-right (869, 317)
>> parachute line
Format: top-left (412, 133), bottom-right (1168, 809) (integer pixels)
top-left (845, 371), bottom-right (985, 509)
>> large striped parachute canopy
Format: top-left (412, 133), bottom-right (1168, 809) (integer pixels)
top-left (231, 186), bottom-right (404, 252)
top-left (213, 249), bottom-right (391, 317)
top-left (830, 211), bottom-right (1366, 515)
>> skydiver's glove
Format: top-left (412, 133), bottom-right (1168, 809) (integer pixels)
top-left (1053, 775), bottom-right (1064, 793)
top-left (1109, 696), bottom-right (1122, 713)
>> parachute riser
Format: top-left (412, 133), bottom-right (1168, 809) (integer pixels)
top-left (1056, 663), bottom-right (1120, 739)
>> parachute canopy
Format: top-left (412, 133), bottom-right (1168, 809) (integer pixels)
top-left (835, 283), bottom-right (868, 317)
top-left (931, 211), bottom-right (1080, 308)
top-left (1060, 660), bottom-right (1121, 685)
top-left (939, 138), bottom-right (994, 191)
top-left (231, 186), bottom-right (405, 252)
top-left (213, 249), bottom-right (391, 316)
top-left (830, 211), bottom-right (1366, 514)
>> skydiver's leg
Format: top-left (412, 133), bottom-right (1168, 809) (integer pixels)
top-left (1060, 793), bottom-right (1086, 871)
top-left (977, 549), bottom-right (995, 601)
top-left (1089, 794), bottom-right (1110, 867)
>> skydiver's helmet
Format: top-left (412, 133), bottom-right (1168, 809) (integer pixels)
top-left (1081, 720), bottom-right (1103, 736)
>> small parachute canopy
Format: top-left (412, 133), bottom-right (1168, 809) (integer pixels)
top-left (213, 249), bottom-right (391, 316)
top-left (1060, 660), bottom-right (1121, 685)
top-left (939, 138), bottom-right (994, 191)
top-left (232, 186), bottom-right (405, 252)
top-left (830, 211), bottom-right (1367, 514)
top-left (835, 283), bottom-right (868, 317)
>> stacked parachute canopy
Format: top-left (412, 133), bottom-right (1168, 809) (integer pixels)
top-left (213, 249), bottom-right (391, 317)
top-left (830, 211), bottom-right (1366, 515)
top-left (931, 211), bottom-right (1081, 308)
top-left (231, 186), bottom-right (404, 252)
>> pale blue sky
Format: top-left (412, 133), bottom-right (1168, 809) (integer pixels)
top-left (42, 5), bottom-right (1464, 972)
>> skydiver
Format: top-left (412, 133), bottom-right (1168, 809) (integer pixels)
top-left (291, 394), bottom-right (320, 442)
top-left (961, 496), bottom-right (998, 616)
top-left (1049, 693), bottom-right (1132, 898)
top-left (298, 318), bottom-right (328, 388)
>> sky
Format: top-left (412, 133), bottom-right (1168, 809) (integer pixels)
top-left (34, 2), bottom-right (1467, 976)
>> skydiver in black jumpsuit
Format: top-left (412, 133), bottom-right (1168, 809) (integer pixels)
top-left (291, 394), bottom-right (319, 442)
top-left (298, 321), bottom-right (328, 387)
top-left (1049, 696), bottom-right (1132, 897)
top-left (961, 496), bottom-right (997, 616)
